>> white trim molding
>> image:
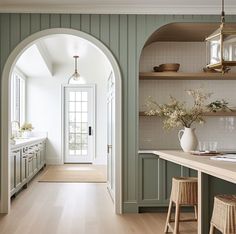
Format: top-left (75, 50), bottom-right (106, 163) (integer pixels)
top-left (0, 4), bottom-right (236, 15)
top-left (1, 28), bottom-right (122, 215)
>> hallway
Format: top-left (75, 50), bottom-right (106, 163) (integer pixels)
top-left (0, 174), bottom-right (197, 234)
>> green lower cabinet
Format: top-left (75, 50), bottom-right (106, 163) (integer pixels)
top-left (138, 154), bottom-right (162, 206)
top-left (138, 153), bottom-right (197, 209)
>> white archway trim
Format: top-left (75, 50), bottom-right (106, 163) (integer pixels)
top-left (1, 28), bottom-right (122, 214)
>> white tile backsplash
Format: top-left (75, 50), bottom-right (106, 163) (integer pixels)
top-left (139, 42), bottom-right (236, 150)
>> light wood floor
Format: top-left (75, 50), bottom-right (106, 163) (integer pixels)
top-left (0, 171), bottom-right (197, 234)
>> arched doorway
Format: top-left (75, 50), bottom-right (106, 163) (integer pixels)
top-left (1, 28), bottom-right (122, 214)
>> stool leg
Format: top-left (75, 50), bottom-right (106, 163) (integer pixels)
top-left (209, 223), bottom-right (214, 234)
top-left (194, 205), bottom-right (198, 220)
top-left (173, 204), bottom-right (180, 234)
top-left (164, 200), bottom-right (173, 233)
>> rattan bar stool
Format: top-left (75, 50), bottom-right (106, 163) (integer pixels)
top-left (209, 195), bottom-right (236, 234)
top-left (164, 177), bottom-right (198, 234)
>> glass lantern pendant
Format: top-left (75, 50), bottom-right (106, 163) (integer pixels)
top-left (206, 0), bottom-right (236, 73)
top-left (68, 55), bottom-right (80, 83)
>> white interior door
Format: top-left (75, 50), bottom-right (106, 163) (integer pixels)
top-left (107, 73), bottom-right (115, 199)
top-left (64, 85), bottom-right (95, 163)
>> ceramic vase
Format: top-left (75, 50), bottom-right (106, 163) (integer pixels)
top-left (178, 127), bottom-right (198, 152)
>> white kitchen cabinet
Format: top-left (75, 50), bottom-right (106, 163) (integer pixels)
top-left (10, 138), bottom-right (46, 196)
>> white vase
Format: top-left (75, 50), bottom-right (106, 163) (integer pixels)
top-left (178, 127), bottom-right (198, 152)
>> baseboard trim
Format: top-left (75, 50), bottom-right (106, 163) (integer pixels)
top-left (123, 201), bottom-right (138, 213)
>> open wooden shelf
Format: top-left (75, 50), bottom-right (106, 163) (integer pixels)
top-left (139, 72), bottom-right (236, 80)
top-left (139, 111), bottom-right (236, 117)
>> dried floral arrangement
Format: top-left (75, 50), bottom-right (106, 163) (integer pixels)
top-left (145, 89), bottom-right (218, 129)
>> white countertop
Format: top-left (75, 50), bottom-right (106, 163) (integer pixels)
top-left (11, 137), bottom-right (46, 150)
top-left (139, 150), bottom-right (236, 184)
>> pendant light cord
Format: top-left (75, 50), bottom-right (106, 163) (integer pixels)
top-left (75, 56), bottom-right (77, 73)
top-left (221, 0), bottom-right (225, 23)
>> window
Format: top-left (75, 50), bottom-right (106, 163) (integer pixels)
top-left (11, 69), bottom-right (26, 125)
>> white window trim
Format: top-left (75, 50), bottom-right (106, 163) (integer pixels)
top-left (11, 67), bottom-right (26, 125)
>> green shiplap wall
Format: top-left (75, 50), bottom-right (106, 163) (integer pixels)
top-left (1, 13), bottom-right (236, 212)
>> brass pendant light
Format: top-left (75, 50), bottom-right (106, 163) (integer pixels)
top-left (206, 0), bottom-right (236, 73)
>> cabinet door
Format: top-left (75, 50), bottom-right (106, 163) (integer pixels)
top-left (33, 155), bottom-right (37, 173)
top-left (21, 157), bottom-right (27, 183)
top-left (138, 154), bottom-right (186, 207)
top-left (10, 155), bottom-right (15, 194)
top-left (39, 142), bottom-right (46, 165)
top-left (36, 152), bottom-right (41, 168)
top-left (15, 150), bottom-right (21, 190)
top-left (138, 154), bottom-right (162, 205)
top-left (28, 157), bottom-right (34, 178)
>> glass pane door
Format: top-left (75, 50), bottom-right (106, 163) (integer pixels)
top-left (64, 86), bottom-right (95, 163)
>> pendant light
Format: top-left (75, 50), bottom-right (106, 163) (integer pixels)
top-left (69, 55), bottom-right (80, 81)
top-left (206, 0), bottom-right (236, 73)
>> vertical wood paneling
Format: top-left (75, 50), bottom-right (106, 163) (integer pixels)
top-left (100, 15), bottom-right (110, 47)
top-left (30, 14), bottom-right (40, 34)
top-left (127, 15), bottom-right (137, 201)
top-left (90, 15), bottom-right (100, 39)
top-left (0, 14), bottom-right (10, 72)
top-left (119, 14), bottom-right (128, 201)
top-left (81, 14), bottom-right (90, 33)
top-left (50, 14), bottom-right (60, 28)
top-left (110, 15), bottom-right (119, 60)
top-left (71, 14), bottom-right (81, 30)
top-left (20, 14), bottom-right (30, 40)
top-left (60, 14), bottom-right (71, 28)
top-left (10, 14), bottom-right (20, 50)
top-left (136, 15), bottom-right (147, 58)
top-left (40, 14), bottom-right (50, 30)
top-left (146, 15), bottom-right (158, 38)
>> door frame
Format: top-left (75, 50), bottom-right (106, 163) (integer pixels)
top-left (61, 84), bottom-right (96, 164)
top-left (1, 28), bottom-right (122, 214)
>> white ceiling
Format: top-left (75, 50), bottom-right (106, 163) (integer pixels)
top-left (16, 44), bottom-right (51, 78)
top-left (1, 0), bottom-right (236, 14)
top-left (15, 34), bottom-right (105, 78)
top-left (42, 35), bottom-right (92, 65)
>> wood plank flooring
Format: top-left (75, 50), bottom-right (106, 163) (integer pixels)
top-left (0, 171), bottom-right (197, 234)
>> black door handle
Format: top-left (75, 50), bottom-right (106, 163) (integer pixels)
top-left (89, 126), bottom-right (92, 136)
